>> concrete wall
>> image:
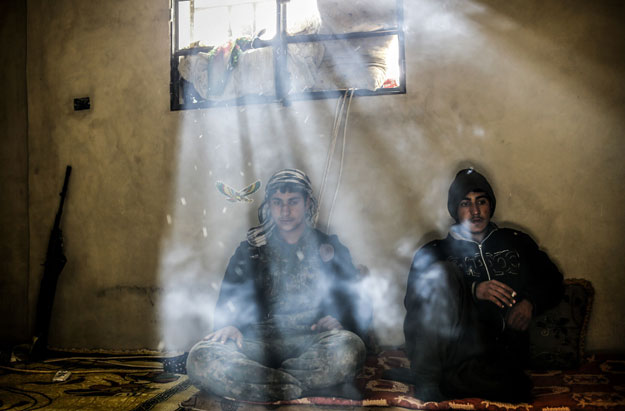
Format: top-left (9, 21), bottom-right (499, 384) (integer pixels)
top-left (0, 0), bottom-right (30, 344)
top-left (22, 0), bottom-right (625, 351)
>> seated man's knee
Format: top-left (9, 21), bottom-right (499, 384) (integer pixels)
top-left (186, 341), bottom-right (212, 382)
top-left (186, 340), bottom-right (235, 385)
top-left (323, 330), bottom-right (366, 375)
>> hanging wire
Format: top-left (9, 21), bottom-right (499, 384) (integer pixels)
top-left (326, 88), bottom-right (355, 232)
top-left (315, 92), bottom-right (348, 227)
top-left (316, 89), bottom-right (355, 231)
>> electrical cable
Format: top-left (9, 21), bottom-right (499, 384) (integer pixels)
top-left (43, 355), bottom-right (177, 363)
top-left (316, 91), bottom-right (348, 226)
top-left (326, 88), bottom-right (354, 231)
top-left (0, 365), bottom-right (57, 374)
top-left (317, 88), bottom-right (356, 230)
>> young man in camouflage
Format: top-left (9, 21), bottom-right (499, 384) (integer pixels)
top-left (187, 169), bottom-right (370, 402)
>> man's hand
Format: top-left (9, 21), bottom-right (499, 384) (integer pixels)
top-left (475, 280), bottom-right (516, 308)
top-left (311, 315), bottom-right (343, 332)
top-left (203, 326), bottom-right (243, 348)
top-left (506, 299), bottom-right (533, 331)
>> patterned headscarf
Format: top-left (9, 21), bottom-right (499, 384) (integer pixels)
top-left (246, 169), bottom-right (319, 247)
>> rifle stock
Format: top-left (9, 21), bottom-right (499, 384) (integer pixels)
top-left (31, 165), bottom-right (72, 359)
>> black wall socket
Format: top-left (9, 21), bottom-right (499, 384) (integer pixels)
top-left (74, 97), bottom-right (90, 111)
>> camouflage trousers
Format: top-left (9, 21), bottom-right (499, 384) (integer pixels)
top-left (186, 329), bottom-right (366, 402)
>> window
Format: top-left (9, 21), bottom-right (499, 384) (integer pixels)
top-left (170, 0), bottom-right (406, 110)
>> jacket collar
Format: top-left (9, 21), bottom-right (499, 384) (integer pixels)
top-left (449, 222), bottom-right (498, 244)
top-left (268, 226), bottom-right (314, 249)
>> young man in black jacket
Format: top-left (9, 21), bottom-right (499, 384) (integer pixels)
top-left (404, 168), bottom-right (564, 402)
top-left (187, 169), bottom-right (370, 402)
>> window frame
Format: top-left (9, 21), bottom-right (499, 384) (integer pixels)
top-left (169, 0), bottom-right (406, 110)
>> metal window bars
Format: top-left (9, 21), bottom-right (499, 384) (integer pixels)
top-left (170, 0), bottom-right (406, 110)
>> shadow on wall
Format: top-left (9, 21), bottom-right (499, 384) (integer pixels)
top-left (26, 0), bottom-right (184, 351)
top-left (0, 0), bottom-right (29, 344)
top-left (470, 0), bottom-right (625, 96)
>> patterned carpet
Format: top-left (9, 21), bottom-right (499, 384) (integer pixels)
top-left (180, 350), bottom-right (625, 411)
top-left (0, 354), bottom-right (193, 410)
top-left (3, 350), bottom-right (624, 410)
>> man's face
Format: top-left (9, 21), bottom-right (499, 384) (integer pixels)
top-left (269, 190), bottom-right (310, 237)
top-left (457, 191), bottom-right (491, 239)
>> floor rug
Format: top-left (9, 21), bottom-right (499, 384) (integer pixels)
top-left (0, 356), bottom-right (191, 410)
top-left (179, 350), bottom-right (625, 410)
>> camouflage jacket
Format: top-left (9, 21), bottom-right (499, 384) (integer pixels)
top-left (213, 228), bottom-right (371, 339)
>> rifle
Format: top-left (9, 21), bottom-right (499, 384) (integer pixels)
top-left (31, 165), bottom-right (72, 359)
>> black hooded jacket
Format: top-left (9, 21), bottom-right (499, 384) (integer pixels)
top-left (406, 223), bottom-right (564, 328)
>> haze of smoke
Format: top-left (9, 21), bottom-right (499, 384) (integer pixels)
top-left (157, 0), bottom-right (453, 350)
top-left (359, 269), bottom-right (404, 340)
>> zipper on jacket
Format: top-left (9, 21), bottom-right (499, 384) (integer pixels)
top-left (478, 243), bottom-right (492, 281)
top-left (468, 228), bottom-right (505, 332)
top-left (477, 229), bottom-right (496, 281)
top-left (449, 225), bottom-right (497, 282)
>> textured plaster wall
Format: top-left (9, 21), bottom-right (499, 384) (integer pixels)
top-left (25, 0), bottom-right (625, 351)
top-left (0, 0), bottom-right (29, 344)
top-left (26, 0), bottom-right (177, 350)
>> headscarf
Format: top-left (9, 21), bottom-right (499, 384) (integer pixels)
top-left (246, 169), bottom-right (319, 247)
